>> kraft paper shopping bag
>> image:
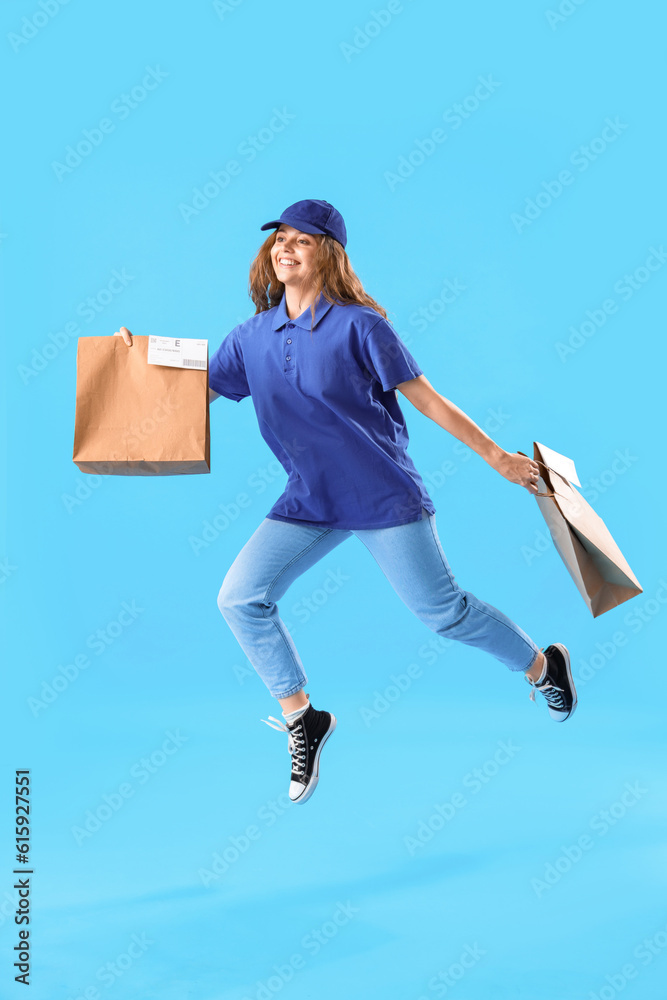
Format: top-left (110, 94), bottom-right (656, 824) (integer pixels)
top-left (73, 335), bottom-right (210, 475)
top-left (519, 442), bottom-right (642, 617)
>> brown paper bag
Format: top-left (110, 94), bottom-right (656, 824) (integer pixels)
top-left (519, 442), bottom-right (642, 617)
top-left (73, 336), bottom-right (210, 475)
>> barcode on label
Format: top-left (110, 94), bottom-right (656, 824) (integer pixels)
top-left (182, 358), bottom-right (206, 368)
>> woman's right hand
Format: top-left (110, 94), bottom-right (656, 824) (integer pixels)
top-left (114, 326), bottom-right (133, 346)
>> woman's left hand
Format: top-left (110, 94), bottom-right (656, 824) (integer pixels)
top-left (493, 450), bottom-right (542, 494)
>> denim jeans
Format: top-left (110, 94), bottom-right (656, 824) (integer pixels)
top-left (217, 507), bottom-right (540, 699)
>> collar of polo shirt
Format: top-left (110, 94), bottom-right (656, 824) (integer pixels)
top-left (271, 290), bottom-right (335, 332)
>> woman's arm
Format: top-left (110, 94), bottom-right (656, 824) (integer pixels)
top-left (396, 374), bottom-right (541, 494)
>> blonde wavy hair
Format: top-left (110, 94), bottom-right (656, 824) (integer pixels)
top-left (248, 230), bottom-right (387, 333)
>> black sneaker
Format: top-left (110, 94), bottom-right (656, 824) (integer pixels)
top-left (525, 643), bottom-right (577, 722)
top-left (260, 698), bottom-right (337, 804)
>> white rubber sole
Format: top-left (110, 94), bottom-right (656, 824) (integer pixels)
top-left (290, 715), bottom-right (337, 805)
top-left (550, 642), bottom-right (577, 721)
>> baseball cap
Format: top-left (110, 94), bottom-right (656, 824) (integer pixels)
top-left (260, 199), bottom-right (347, 249)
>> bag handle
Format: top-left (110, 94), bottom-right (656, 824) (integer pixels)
top-left (517, 453), bottom-right (567, 499)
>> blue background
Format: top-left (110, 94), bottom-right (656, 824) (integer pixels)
top-left (2, 1), bottom-right (665, 998)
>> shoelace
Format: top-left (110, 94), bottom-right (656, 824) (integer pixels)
top-left (527, 674), bottom-right (565, 709)
top-left (260, 716), bottom-right (307, 777)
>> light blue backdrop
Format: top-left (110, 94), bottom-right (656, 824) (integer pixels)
top-left (2, 2), bottom-right (665, 998)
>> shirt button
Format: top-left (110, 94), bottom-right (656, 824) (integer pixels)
top-left (286, 338), bottom-right (292, 344)
top-left (286, 355), bottom-right (291, 361)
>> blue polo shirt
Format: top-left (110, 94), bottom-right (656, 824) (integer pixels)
top-left (208, 290), bottom-right (436, 530)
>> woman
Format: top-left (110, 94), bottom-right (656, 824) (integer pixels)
top-left (114, 198), bottom-right (576, 806)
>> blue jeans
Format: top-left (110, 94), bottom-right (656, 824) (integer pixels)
top-left (217, 507), bottom-right (540, 699)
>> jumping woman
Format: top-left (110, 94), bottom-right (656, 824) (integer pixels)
top-left (114, 198), bottom-right (577, 806)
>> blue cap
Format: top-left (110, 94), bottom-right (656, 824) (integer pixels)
top-left (260, 199), bottom-right (347, 249)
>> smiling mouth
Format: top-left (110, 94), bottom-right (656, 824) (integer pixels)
top-left (277, 258), bottom-right (300, 267)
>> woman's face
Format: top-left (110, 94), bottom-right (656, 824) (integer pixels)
top-left (271, 224), bottom-right (319, 290)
